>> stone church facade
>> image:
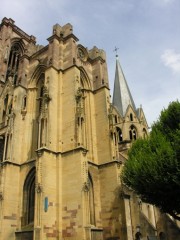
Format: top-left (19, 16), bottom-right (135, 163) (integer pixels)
top-left (0, 17), bottom-right (179, 240)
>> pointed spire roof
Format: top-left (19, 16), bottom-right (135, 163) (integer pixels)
top-left (112, 55), bottom-right (136, 116)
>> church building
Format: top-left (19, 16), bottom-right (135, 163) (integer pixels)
top-left (0, 17), bottom-right (179, 240)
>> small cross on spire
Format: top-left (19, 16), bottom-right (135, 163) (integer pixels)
top-left (113, 46), bottom-right (119, 57)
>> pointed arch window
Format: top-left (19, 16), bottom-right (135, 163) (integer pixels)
top-left (36, 73), bottom-right (48, 148)
top-left (22, 168), bottom-right (36, 227)
top-left (37, 74), bottom-right (45, 114)
top-left (88, 173), bottom-right (96, 226)
top-left (129, 125), bottom-right (137, 140)
top-left (6, 43), bottom-right (22, 84)
top-left (116, 127), bottom-right (123, 142)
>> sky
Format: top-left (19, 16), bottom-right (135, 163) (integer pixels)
top-left (0, 0), bottom-right (179, 126)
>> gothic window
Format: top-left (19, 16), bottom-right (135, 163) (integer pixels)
top-left (88, 173), bottom-right (96, 226)
top-left (116, 127), bottom-right (123, 142)
top-left (130, 113), bottom-right (133, 121)
top-left (6, 43), bottom-right (22, 84)
top-left (22, 168), bottom-right (36, 227)
top-left (36, 73), bottom-right (48, 148)
top-left (129, 125), bottom-right (137, 140)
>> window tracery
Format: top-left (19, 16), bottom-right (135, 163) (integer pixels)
top-left (129, 125), bottom-right (137, 140)
top-left (6, 43), bottom-right (22, 85)
top-left (36, 74), bottom-right (50, 148)
top-left (116, 127), bottom-right (123, 142)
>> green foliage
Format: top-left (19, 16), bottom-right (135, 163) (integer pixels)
top-left (122, 101), bottom-right (180, 220)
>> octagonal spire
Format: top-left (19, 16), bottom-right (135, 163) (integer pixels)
top-left (112, 55), bottom-right (136, 116)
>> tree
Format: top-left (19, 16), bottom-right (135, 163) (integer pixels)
top-left (122, 101), bottom-right (180, 220)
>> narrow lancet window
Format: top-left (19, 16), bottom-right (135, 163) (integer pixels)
top-left (6, 43), bottom-right (22, 84)
top-left (129, 125), bottom-right (137, 140)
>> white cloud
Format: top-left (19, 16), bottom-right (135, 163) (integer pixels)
top-left (150, 0), bottom-right (175, 6)
top-left (161, 49), bottom-right (180, 74)
top-left (161, 0), bottom-right (172, 3)
top-left (158, 0), bottom-right (174, 3)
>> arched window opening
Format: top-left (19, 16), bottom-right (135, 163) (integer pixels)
top-left (129, 125), bottom-right (137, 140)
top-left (36, 73), bottom-right (45, 114)
top-left (130, 113), bottom-right (133, 121)
top-left (22, 168), bottom-right (36, 227)
top-left (6, 43), bottom-right (22, 84)
top-left (88, 173), bottom-right (96, 226)
top-left (80, 69), bottom-right (91, 90)
top-left (36, 73), bottom-right (49, 148)
top-left (116, 127), bottom-right (123, 142)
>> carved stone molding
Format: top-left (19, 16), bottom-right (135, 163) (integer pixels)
top-left (21, 109), bottom-right (27, 120)
top-left (82, 182), bottom-right (89, 192)
top-left (36, 149), bottom-right (43, 157)
top-left (82, 149), bottom-right (88, 156)
top-left (36, 183), bottom-right (43, 193)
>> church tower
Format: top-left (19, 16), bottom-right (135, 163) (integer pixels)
top-left (110, 53), bottom-right (148, 161)
top-left (113, 54), bottom-right (136, 117)
top-left (0, 17), bottom-right (179, 240)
